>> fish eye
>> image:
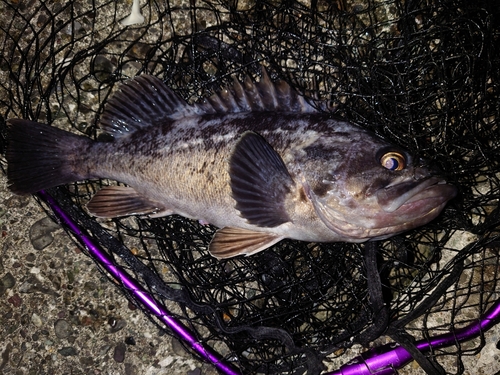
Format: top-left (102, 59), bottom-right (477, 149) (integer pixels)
top-left (380, 151), bottom-right (406, 171)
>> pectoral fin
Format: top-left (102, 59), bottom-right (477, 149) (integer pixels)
top-left (229, 131), bottom-right (294, 227)
top-left (209, 227), bottom-right (284, 259)
top-left (87, 186), bottom-right (172, 218)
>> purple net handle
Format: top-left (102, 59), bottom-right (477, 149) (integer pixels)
top-left (327, 295), bottom-right (500, 374)
top-left (37, 190), bottom-right (242, 375)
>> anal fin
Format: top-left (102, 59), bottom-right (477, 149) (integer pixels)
top-left (87, 186), bottom-right (172, 218)
top-left (209, 227), bottom-right (283, 259)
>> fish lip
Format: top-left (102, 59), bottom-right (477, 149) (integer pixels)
top-left (403, 180), bottom-right (457, 205)
top-left (376, 176), bottom-right (457, 213)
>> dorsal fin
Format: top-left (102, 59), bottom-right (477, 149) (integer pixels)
top-left (99, 75), bottom-right (203, 138)
top-left (99, 68), bottom-right (321, 138)
top-left (198, 67), bottom-right (319, 114)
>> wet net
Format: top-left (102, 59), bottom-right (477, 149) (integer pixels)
top-left (1, 0), bottom-right (499, 374)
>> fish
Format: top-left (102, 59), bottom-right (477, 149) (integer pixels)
top-left (5, 68), bottom-right (457, 259)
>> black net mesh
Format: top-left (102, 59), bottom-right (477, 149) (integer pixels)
top-left (1, 0), bottom-right (500, 374)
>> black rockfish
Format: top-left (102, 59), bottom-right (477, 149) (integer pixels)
top-left (6, 69), bottom-right (457, 258)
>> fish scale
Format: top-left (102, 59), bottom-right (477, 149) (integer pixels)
top-left (6, 68), bottom-right (457, 259)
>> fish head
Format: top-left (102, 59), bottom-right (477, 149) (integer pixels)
top-left (299, 130), bottom-right (457, 241)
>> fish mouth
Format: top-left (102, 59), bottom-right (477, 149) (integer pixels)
top-left (376, 177), bottom-right (457, 213)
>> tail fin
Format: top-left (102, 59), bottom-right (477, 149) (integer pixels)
top-left (6, 119), bottom-right (91, 194)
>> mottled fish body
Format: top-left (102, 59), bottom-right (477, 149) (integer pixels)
top-left (6, 70), bottom-right (457, 258)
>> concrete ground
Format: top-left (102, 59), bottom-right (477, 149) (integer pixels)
top-left (0, 173), bottom-right (217, 374)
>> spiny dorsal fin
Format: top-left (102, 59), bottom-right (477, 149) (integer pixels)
top-left (99, 75), bottom-right (203, 138)
top-left (87, 186), bottom-right (172, 218)
top-left (198, 67), bottom-right (319, 114)
top-left (99, 68), bottom-right (320, 138)
top-left (209, 227), bottom-right (283, 259)
top-left (229, 131), bottom-right (294, 227)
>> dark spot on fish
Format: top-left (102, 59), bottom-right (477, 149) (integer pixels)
top-left (345, 198), bottom-right (357, 209)
top-left (97, 133), bottom-right (115, 142)
top-left (303, 142), bottom-right (346, 160)
top-left (198, 161), bottom-right (207, 174)
top-left (364, 177), bottom-right (393, 197)
top-left (299, 187), bottom-right (308, 202)
top-left (312, 182), bottom-right (331, 197)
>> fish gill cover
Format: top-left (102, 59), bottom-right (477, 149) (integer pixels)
top-left (0, 0), bottom-right (499, 374)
